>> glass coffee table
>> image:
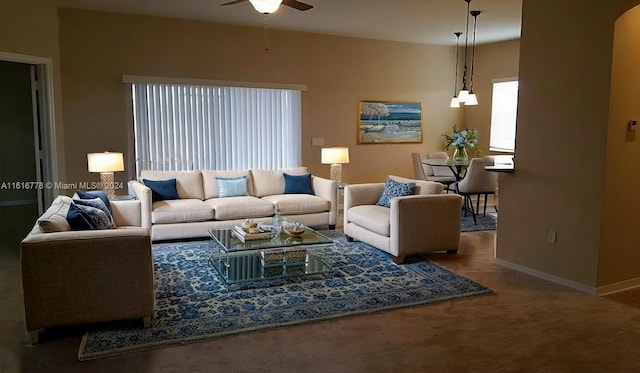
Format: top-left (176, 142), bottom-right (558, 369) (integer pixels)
top-left (208, 225), bottom-right (333, 288)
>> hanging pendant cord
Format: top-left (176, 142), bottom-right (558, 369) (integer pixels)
top-left (453, 32), bottom-right (462, 95)
top-left (470, 11), bottom-right (481, 91)
top-left (460, 0), bottom-right (471, 91)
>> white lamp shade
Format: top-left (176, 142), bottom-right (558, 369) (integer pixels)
top-left (449, 97), bottom-right (460, 108)
top-left (87, 152), bottom-right (124, 173)
top-left (465, 93), bottom-right (478, 106)
top-left (458, 89), bottom-right (470, 103)
top-left (321, 147), bottom-right (350, 164)
top-left (249, 0), bottom-right (283, 13)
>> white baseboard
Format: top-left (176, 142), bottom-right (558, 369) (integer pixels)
top-left (495, 258), bottom-right (596, 295)
top-left (596, 278), bottom-right (640, 296)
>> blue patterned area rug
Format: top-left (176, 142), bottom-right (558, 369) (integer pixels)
top-left (461, 213), bottom-right (497, 232)
top-left (78, 231), bottom-right (493, 361)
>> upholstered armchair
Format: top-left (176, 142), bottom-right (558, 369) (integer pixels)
top-left (343, 176), bottom-right (463, 264)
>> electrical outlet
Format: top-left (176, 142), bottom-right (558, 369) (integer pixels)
top-left (312, 137), bottom-right (324, 146)
top-left (547, 230), bottom-right (557, 244)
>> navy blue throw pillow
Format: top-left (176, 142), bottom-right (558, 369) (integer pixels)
top-left (143, 178), bottom-right (180, 202)
top-left (283, 173), bottom-right (314, 195)
top-left (76, 190), bottom-right (112, 213)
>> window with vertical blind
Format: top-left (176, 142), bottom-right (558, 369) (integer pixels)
top-left (130, 81), bottom-right (302, 175)
top-left (489, 79), bottom-right (519, 153)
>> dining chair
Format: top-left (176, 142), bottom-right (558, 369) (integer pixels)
top-left (412, 152), bottom-right (456, 189)
top-left (449, 157), bottom-right (498, 224)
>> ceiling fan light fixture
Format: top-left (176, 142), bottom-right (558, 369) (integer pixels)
top-left (249, 0), bottom-right (283, 14)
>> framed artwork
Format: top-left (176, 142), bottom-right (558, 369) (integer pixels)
top-left (358, 101), bottom-right (423, 144)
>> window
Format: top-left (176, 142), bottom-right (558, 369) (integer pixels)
top-left (489, 79), bottom-right (519, 153)
top-left (130, 82), bottom-right (302, 175)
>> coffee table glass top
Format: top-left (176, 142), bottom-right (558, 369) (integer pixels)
top-left (208, 227), bottom-right (333, 254)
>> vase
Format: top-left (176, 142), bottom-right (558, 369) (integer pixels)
top-left (453, 147), bottom-right (468, 161)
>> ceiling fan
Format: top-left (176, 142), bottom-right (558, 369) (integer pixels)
top-left (221, 0), bottom-right (314, 14)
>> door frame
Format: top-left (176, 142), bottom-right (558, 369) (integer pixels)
top-left (0, 51), bottom-right (58, 213)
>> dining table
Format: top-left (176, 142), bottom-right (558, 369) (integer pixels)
top-left (422, 158), bottom-right (470, 181)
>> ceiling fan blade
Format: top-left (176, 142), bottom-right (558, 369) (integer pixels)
top-left (220, 0), bottom-right (248, 6)
top-left (282, 0), bottom-right (313, 11)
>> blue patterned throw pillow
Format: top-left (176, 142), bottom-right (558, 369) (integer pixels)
top-left (76, 190), bottom-right (112, 213)
top-left (143, 178), bottom-right (180, 202)
top-left (283, 173), bottom-right (314, 195)
top-left (67, 202), bottom-right (114, 230)
top-left (215, 176), bottom-right (249, 198)
top-left (73, 197), bottom-right (115, 228)
top-left (376, 177), bottom-right (416, 208)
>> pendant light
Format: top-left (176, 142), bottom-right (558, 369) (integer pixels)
top-left (458, 0), bottom-right (472, 103)
top-left (465, 10), bottom-right (482, 106)
top-left (450, 32), bottom-right (463, 108)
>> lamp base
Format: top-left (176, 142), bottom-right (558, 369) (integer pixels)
top-left (329, 164), bottom-right (342, 184)
top-left (100, 172), bottom-right (115, 199)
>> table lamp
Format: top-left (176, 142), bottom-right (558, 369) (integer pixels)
top-left (321, 147), bottom-right (349, 184)
top-left (87, 152), bottom-right (124, 198)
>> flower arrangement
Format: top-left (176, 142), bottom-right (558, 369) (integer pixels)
top-left (443, 126), bottom-right (479, 153)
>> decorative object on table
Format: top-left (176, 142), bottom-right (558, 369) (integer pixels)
top-left (272, 206), bottom-right (283, 236)
top-left (321, 147), bottom-right (349, 183)
top-left (455, 0), bottom-right (483, 106)
top-left (232, 224), bottom-right (272, 242)
top-left (358, 101), bottom-right (422, 144)
top-left (283, 221), bottom-right (306, 236)
top-left (443, 125), bottom-right (479, 161)
top-left (78, 232), bottom-right (493, 361)
top-left (87, 152), bottom-right (124, 199)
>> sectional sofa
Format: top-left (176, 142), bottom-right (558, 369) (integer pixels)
top-left (128, 167), bottom-right (338, 242)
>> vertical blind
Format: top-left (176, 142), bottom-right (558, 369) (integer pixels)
top-left (489, 79), bottom-right (519, 153)
top-left (131, 83), bottom-right (301, 174)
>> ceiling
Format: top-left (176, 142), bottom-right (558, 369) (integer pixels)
top-left (57, 0), bottom-right (522, 46)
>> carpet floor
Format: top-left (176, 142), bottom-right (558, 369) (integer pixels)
top-left (78, 230), bottom-right (493, 360)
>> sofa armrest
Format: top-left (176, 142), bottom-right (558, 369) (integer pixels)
top-left (390, 194), bottom-right (463, 254)
top-left (312, 176), bottom-right (338, 225)
top-left (128, 180), bottom-right (152, 229)
top-left (111, 200), bottom-right (142, 227)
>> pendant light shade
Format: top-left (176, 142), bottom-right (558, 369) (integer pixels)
top-left (465, 93), bottom-right (478, 106)
top-left (249, 0), bottom-right (283, 14)
top-left (450, 32), bottom-right (463, 109)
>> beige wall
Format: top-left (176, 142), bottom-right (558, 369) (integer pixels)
top-left (0, 0), bottom-right (65, 182)
top-left (58, 8), bottom-right (470, 187)
top-left (497, 0), bottom-right (640, 289)
top-left (599, 6), bottom-right (640, 286)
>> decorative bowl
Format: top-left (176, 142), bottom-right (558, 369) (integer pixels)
top-left (283, 222), bottom-right (305, 236)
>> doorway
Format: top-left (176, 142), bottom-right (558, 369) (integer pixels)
top-left (0, 56), bottom-right (55, 255)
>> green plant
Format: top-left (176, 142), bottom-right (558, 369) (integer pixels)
top-left (443, 126), bottom-right (479, 153)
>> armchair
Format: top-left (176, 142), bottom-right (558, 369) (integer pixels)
top-left (343, 176), bottom-right (463, 264)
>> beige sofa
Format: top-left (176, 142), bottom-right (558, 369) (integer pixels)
top-left (129, 167), bottom-right (338, 242)
top-left (20, 196), bottom-right (154, 343)
top-left (343, 176), bottom-right (463, 264)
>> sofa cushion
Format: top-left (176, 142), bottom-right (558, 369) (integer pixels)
top-left (347, 205), bottom-right (391, 237)
top-left (377, 177), bottom-right (416, 208)
top-left (143, 178), bottom-right (180, 202)
top-left (283, 173), bottom-right (314, 195)
top-left (37, 195), bottom-right (72, 233)
top-left (202, 170), bottom-right (253, 199)
top-left (250, 167), bottom-right (308, 197)
top-left (72, 197), bottom-right (115, 228)
top-left (140, 170), bottom-right (204, 200)
top-left (261, 194), bottom-right (329, 215)
top-left (216, 176), bottom-right (249, 198)
top-left (151, 199), bottom-right (214, 224)
top-left (66, 202), bottom-right (114, 230)
top-left (205, 196), bottom-right (274, 220)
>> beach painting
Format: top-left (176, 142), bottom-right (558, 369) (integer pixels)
top-left (358, 101), bottom-right (423, 144)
